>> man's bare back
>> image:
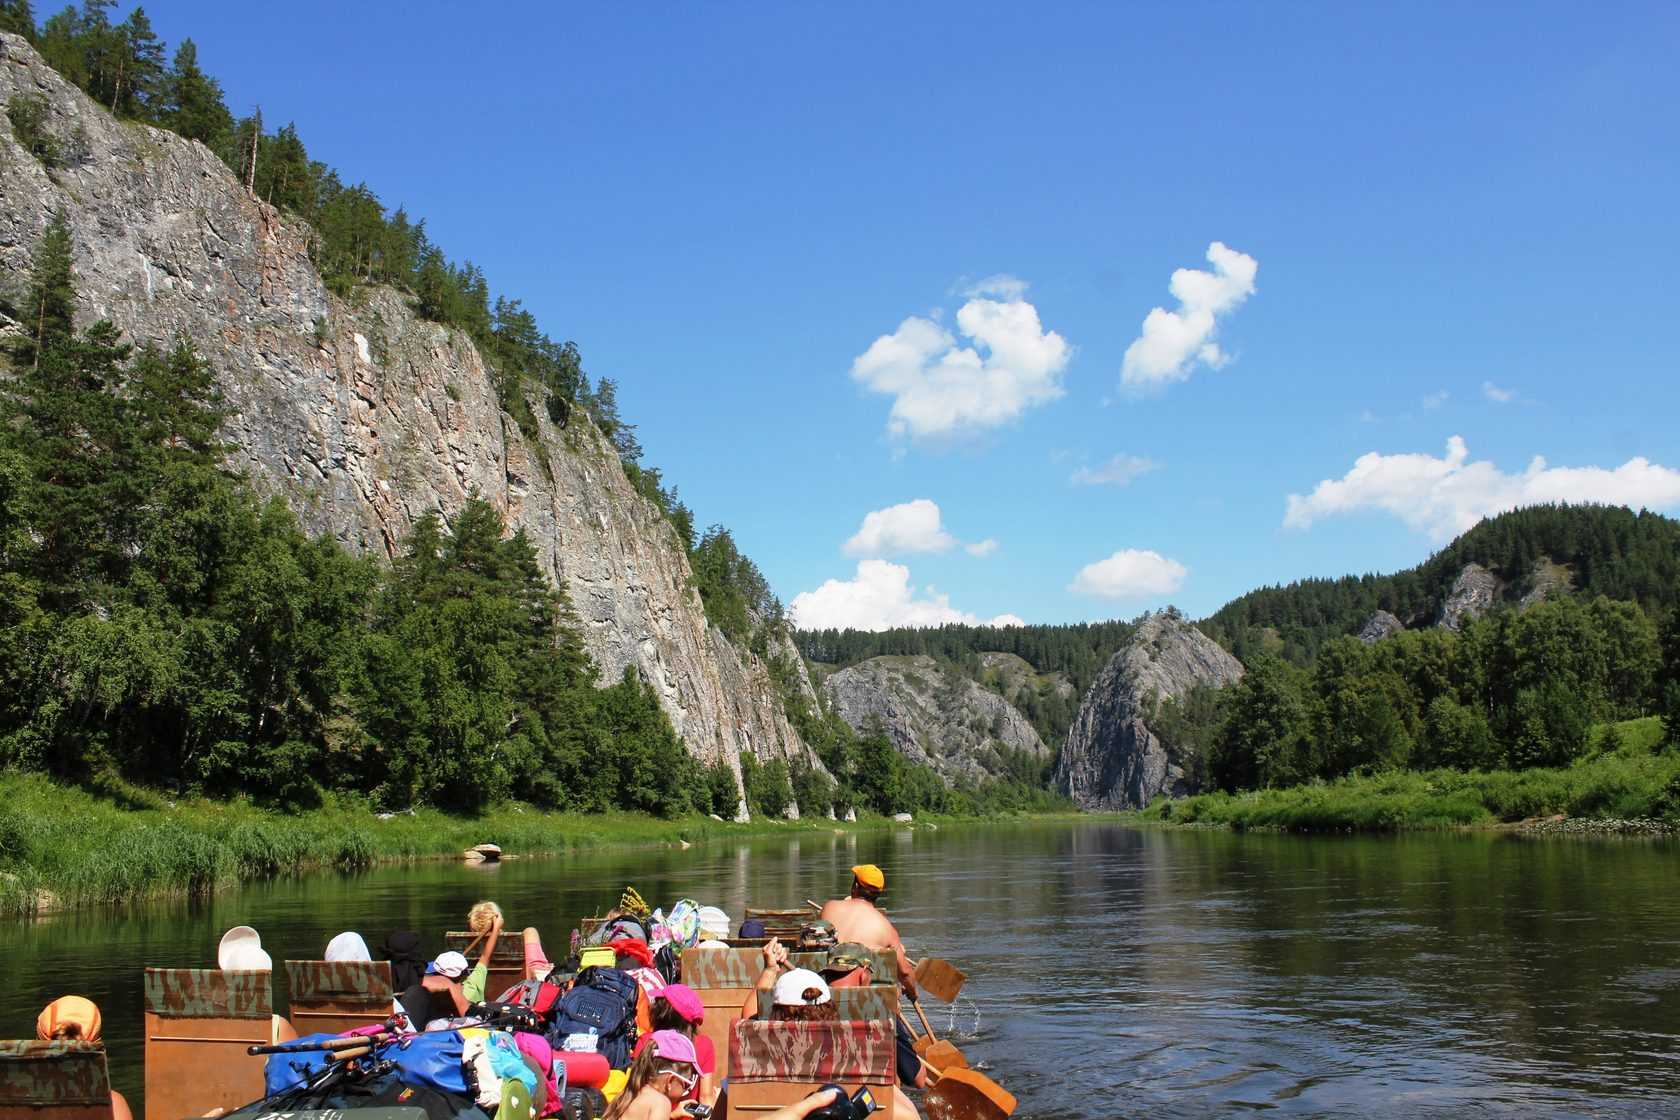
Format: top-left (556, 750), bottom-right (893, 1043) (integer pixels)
top-left (819, 889), bottom-right (917, 995)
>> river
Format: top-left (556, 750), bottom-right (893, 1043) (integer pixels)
top-left (7, 822), bottom-right (1680, 1118)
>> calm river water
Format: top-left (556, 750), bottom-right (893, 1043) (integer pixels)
top-left (6, 822), bottom-right (1680, 1118)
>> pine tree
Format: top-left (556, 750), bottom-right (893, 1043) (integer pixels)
top-left (0, 0), bottom-right (36, 41)
top-left (160, 38), bottom-right (233, 149)
top-left (109, 6), bottom-right (164, 117)
top-left (13, 211), bottom-right (76, 370)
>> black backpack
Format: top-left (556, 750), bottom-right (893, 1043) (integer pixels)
top-left (548, 966), bottom-right (639, 1069)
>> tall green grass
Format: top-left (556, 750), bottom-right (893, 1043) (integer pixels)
top-left (0, 774), bottom-right (913, 918)
top-left (1142, 717), bottom-right (1680, 833)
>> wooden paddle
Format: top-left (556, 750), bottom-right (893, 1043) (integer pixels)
top-left (902, 1011), bottom-right (1016, 1118)
top-left (902, 1006), bottom-right (967, 1070)
top-left (923, 1067), bottom-right (1018, 1120)
top-left (914, 957), bottom-right (968, 1002)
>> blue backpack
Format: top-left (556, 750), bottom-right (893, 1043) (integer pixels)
top-left (548, 966), bottom-right (639, 1069)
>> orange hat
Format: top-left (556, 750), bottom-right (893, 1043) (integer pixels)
top-left (851, 864), bottom-right (885, 891)
top-left (37, 996), bottom-right (101, 1042)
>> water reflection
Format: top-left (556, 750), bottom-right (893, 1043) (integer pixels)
top-left (5, 823), bottom-right (1679, 1118)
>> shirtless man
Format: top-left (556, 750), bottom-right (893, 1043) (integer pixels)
top-left (818, 864), bottom-right (917, 998)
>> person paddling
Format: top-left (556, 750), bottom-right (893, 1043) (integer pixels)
top-left (817, 864), bottom-right (917, 998)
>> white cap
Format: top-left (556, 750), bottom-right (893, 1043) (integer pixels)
top-left (325, 932), bottom-right (371, 963)
top-left (697, 906), bottom-right (730, 938)
top-left (218, 926), bottom-right (273, 971)
top-left (429, 950), bottom-right (470, 979)
top-left (772, 968), bottom-right (831, 1007)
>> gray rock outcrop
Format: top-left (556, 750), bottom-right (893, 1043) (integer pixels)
top-left (0, 34), bottom-right (815, 794)
top-left (1054, 611), bottom-right (1245, 810)
top-left (1436, 563), bottom-right (1503, 630)
top-left (1357, 610), bottom-right (1405, 643)
top-left (1520, 559), bottom-right (1573, 609)
top-left (824, 655), bottom-right (1049, 785)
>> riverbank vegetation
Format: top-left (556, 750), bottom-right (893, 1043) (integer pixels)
top-left (0, 772), bottom-right (977, 918)
top-left (1141, 718), bottom-right (1679, 831)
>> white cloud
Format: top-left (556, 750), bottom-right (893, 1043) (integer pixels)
top-left (1068, 549), bottom-right (1188, 599)
top-left (1120, 242), bottom-right (1258, 389)
top-left (1483, 381), bottom-right (1515, 404)
top-left (1423, 390), bottom-right (1450, 410)
top-left (850, 283), bottom-right (1071, 440)
top-left (789, 560), bottom-right (1021, 631)
top-left (1070, 453), bottom-right (1160, 487)
top-left (965, 538), bottom-right (999, 558)
top-left (1284, 436), bottom-right (1680, 541)
top-left (843, 499), bottom-right (957, 558)
top-left (962, 274), bottom-right (1028, 300)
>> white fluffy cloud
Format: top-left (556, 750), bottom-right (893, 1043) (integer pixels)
top-left (1068, 549), bottom-right (1188, 599)
top-left (965, 538), bottom-right (999, 558)
top-left (789, 560), bottom-right (1021, 631)
top-left (1121, 242), bottom-right (1257, 389)
top-left (1483, 381), bottom-right (1515, 404)
top-left (850, 282), bottom-right (1071, 440)
top-left (843, 499), bottom-right (957, 557)
top-left (1070, 453), bottom-right (1160, 487)
top-left (1284, 436), bottom-right (1680, 541)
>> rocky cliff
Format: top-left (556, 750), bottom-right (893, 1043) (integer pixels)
top-left (0, 33), bottom-right (814, 803)
top-left (1357, 610), bottom-right (1404, 643)
top-left (824, 655), bottom-right (1050, 785)
top-left (1436, 563), bottom-right (1502, 630)
top-left (1053, 611), bottom-right (1245, 810)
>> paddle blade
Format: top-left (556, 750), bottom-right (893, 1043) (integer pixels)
top-left (916, 958), bottom-right (968, 1003)
top-left (925, 1067), bottom-right (1017, 1119)
top-left (926, 1039), bottom-right (968, 1069)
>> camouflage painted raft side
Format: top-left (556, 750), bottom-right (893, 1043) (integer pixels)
top-left (0, 1040), bottom-right (113, 1119)
top-left (144, 968), bottom-right (274, 1120)
top-left (727, 1021), bottom-right (896, 1119)
top-left (285, 960), bottom-right (395, 1034)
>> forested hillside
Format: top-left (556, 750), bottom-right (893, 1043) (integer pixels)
top-left (1202, 505), bottom-right (1680, 664)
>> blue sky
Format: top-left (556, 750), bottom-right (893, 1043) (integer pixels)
top-left (144, 0), bottom-right (1680, 626)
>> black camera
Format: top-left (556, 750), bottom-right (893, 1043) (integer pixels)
top-left (807, 1083), bottom-right (880, 1120)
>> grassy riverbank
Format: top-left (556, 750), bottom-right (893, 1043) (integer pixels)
top-left (0, 773), bottom-right (972, 918)
top-left (1140, 718), bottom-right (1679, 832)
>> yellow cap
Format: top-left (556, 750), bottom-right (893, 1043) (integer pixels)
top-left (852, 864), bottom-right (885, 891)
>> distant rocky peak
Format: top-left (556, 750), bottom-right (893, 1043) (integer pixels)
top-left (1053, 611), bottom-right (1244, 811)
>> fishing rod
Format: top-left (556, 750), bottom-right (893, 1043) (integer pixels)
top-left (246, 1009), bottom-right (537, 1057)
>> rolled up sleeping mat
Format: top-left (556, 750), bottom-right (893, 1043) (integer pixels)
top-left (554, 1050), bottom-right (611, 1089)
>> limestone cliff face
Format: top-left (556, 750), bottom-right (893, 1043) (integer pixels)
top-left (1054, 611), bottom-right (1244, 810)
top-left (824, 655), bottom-right (1049, 785)
top-left (0, 34), bottom-right (813, 795)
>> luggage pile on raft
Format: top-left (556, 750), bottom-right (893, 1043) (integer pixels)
top-left (1, 894), bottom-right (1015, 1120)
